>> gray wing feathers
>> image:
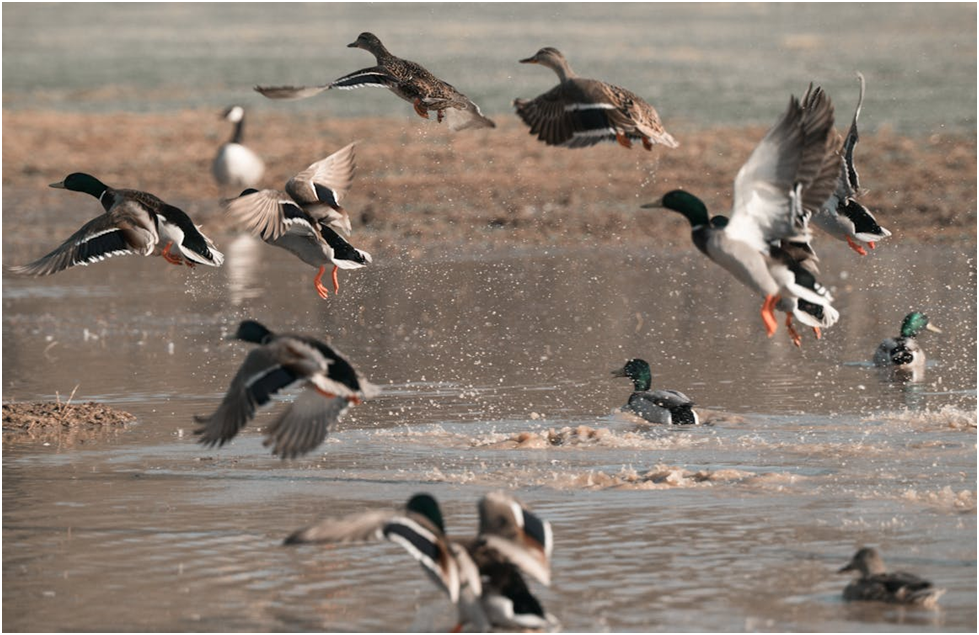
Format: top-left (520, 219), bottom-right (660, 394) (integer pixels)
top-left (284, 510), bottom-right (396, 544)
top-left (224, 189), bottom-right (291, 241)
top-left (263, 391), bottom-right (348, 459)
top-left (254, 84), bottom-right (331, 101)
top-left (286, 143), bottom-right (358, 209)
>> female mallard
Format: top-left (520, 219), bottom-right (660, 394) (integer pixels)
top-left (223, 143), bottom-right (371, 298)
top-left (873, 311), bottom-right (941, 371)
top-left (255, 32), bottom-right (495, 132)
top-left (811, 73), bottom-right (891, 255)
top-left (838, 547), bottom-right (945, 607)
top-left (612, 359), bottom-right (698, 425)
top-left (11, 173), bottom-right (223, 275)
top-left (194, 320), bottom-right (378, 459)
top-left (513, 47), bottom-right (678, 151)
top-left (212, 105), bottom-right (265, 191)
top-left (643, 85), bottom-right (841, 347)
top-left (285, 491), bottom-right (555, 632)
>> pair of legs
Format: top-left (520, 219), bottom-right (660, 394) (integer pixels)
top-left (762, 294), bottom-right (821, 348)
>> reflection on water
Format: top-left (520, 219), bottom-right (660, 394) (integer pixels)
top-left (2, 236), bottom-right (976, 631)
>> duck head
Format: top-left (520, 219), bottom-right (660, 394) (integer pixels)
top-left (222, 105), bottom-right (245, 123)
top-left (838, 547), bottom-right (887, 576)
top-left (900, 311), bottom-right (942, 338)
top-left (347, 32), bottom-right (390, 58)
top-left (232, 320), bottom-right (274, 345)
top-left (519, 47), bottom-right (575, 81)
top-left (611, 358), bottom-right (652, 392)
top-left (643, 190), bottom-right (711, 229)
top-left (406, 493), bottom-right (446, 535)
top-left (49, 173), bottom-right (109, 199)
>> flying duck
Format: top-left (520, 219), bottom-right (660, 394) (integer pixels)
top-left (212, 105), bottom-right (265, 191)
top-left (838, 547), bottom-right (945, 607)
top-left (612, 359), bottom-right (698, 425)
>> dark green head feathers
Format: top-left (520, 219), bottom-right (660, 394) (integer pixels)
top-left (406, 493), bottom-right (446, 534)
top-left (612, 358), bottom-right (652, 392)
top-left (660, 190), bottom-right (711, 227)
top-left (900, 312), bottom-right (941, 338)
top-left (233, 320), bottom-right (274, 345)
top-left (50, 173), bottom-right (109, 199)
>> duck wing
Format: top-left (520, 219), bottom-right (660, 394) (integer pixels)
top-left (224, 188), bottom-right (295, 241)
top-left (254, 83), bottom-right (332, 101)
top-left (842, 72), bottom-right (866, 192)
top-left (262, 390), bottom-right (350, 459)
top-left (515, 80), bottom-right (613, 148)
top-left (286, 143), bottom-right (357, 233)
top-left (329, 65), bottom-right (400, 91)
top-left (475, 491), bottom-right (552, 586)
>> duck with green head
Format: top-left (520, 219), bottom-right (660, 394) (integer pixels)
top-left (285, 491), bottom-right (556, 632)
top-left (10, 173), bottom-right (223, 276)
top-left (642, 85), bottom-right (842, 347)
top-left (873, 311), bottom-right (941, 371)
top-left (612, 358), bottom-right (698, 425)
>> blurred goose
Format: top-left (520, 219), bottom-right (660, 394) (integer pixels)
top-left (643, 85), bottom-right (841, 347)
top-left (838, 547), bottom-right (945, 607)
top-left (811, 73), bottom-right (891, 255)
top-left (285, 491), bottom-right (556, 632)
top-left (194, 320), bottom-right (378, 459)
top-left (11, 173), bottom-right (223, 275)
top-left (612, 359), bottom-right (698, 425)
top-left (873, 311), bottom-right (941, 371)
top-left (256, 32), bottom-right (495, 132)
top-left (513, 47), bottom-right (678, 151)
top-left (223, 143), bottom-right (371, 298)
top-left (212, 105), bottom-right (265, 190)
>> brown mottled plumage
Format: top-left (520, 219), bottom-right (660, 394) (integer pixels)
top-left (514, 47), bottom-right (678, 150)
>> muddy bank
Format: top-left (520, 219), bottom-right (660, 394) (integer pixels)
top-left (2, 110), bottom-right (975, 256)
top-left (2, 401), bottom-right (135, 446)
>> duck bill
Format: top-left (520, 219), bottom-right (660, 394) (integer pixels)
top-left (518, 56), bottom-right (539, 64)
top-left (346, 41), bottom-right (359, 48)
top-left (640, 202), bottom-right (664, 210)
top-left (610, 367), bottom-right (628, 378)
top-left (925, 323), bottom-right (942, 334)
top-left (48, 181), bottom-right (66, 189)
top-left (837, 563), bottom-right (854, 574)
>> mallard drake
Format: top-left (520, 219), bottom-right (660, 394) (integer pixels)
top-left (285, 491), bottom-right (555, 632)
top-left (873, 311), bottom-right (941, 371)
top-left (513, 47), bottom-right (678, 151)
top-left (255, 32), bottom-right (495, 132)
top-left (194, 320), bottom-right (378, 459)
top-left (643, 85), bottom-right (841, 347)
top-left (611, 359), bottom-right (698, 425)
top-left (10, 173), bottom-right (223, 276)
top-left (838, 547), bottom-right (945, 607)
top-left (223, 143), bottom-right (371, 298)
top-left (811, 73), bottom-right (891, 255)
top-left (212, 105), bottom-right (265, 190)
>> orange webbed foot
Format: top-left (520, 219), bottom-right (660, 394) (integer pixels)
top-left (785, 314), bottom-right (802, 348)
top-left (413, 99), bottom-right (430, 119)
top-left (313, 266), bottom-right (330, 300)
top-left (812, 326), bottom-right (822, 340)
top-left (761, 295), bottom-right (779, 337)
top-left (161, 241), bottom-right (185, 266)
top-left (846, 235), bottom-right (868, 256)
top-left (615, 131), bottom-right (632, 149)
top-left (867, 241), bottom-right (877, 250)
top-left (331, 265), bottom-right (340, 294)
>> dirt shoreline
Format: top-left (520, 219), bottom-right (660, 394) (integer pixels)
top-left (2, 110), bottom-right (975, 253)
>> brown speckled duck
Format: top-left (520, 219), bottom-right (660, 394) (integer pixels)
top-left (514, 47), bottom-right (679, 151)
top-left (838, 547), bottom-right (945, 607)
top-left (256, 33), bottom-right (495, 132)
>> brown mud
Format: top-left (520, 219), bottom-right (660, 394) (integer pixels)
top-left (2, 401), bottom-right (136, 445)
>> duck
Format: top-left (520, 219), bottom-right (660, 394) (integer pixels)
top-left (811, 73), bottom-right (891, 255)
top-left (838, 547), bottom-right (945, 607)
top-left (194, 320), bottom-right (379, 459)
top-left (255, 32), bottom-right (495, 132)
top-left (611, 359), bottom-right (698, 425)
top-left (873, 311), bottom-right (941, 371)
top-left (285, 491), bottom-right (556, 632)
top-left (11, 173), bottom-right (223, 276)
top-left (222, 142), bottom-right (371, 299)
top-left (513, 47), bottom-right (678, 151)
top-left (642, 84), bottom-right (841, 347)
top-left (212, 105), bottom-right (265, 191)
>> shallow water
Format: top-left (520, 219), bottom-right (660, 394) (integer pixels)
top-left (2, 3), bottom-right (976, 134)
top-left (2, 225), bottom-right (976, 631)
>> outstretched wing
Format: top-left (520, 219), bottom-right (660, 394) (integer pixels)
top-left (254, 84), bottom-right (331, 101)
top-left (262, 391), bottom-right (349, 459)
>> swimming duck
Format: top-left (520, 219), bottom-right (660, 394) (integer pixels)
top-left (212, 105), bottom-right (265, 191)
top-left (838, 547), bottom-right (945, 607)
top-left (194, 320), bottom-right (378, 459)
top-left (11, 173), bottom-right (223, 275)
top-left (513, 47), bottom-right (678, 151)
top-left (811, 73), bottom-right (891, 255)
top-left (611, 359), bottom-right (698, 425)
top-left (223, 143), bottom-right (371, 298)
top-left (255, 32), bottom-right (495, 132)
top-left (285, 491), bottom-right (555, 632)
top-left (643, 85), bottom-right (841, 347)
top-left (873, 311), bottom-right (941, 371)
